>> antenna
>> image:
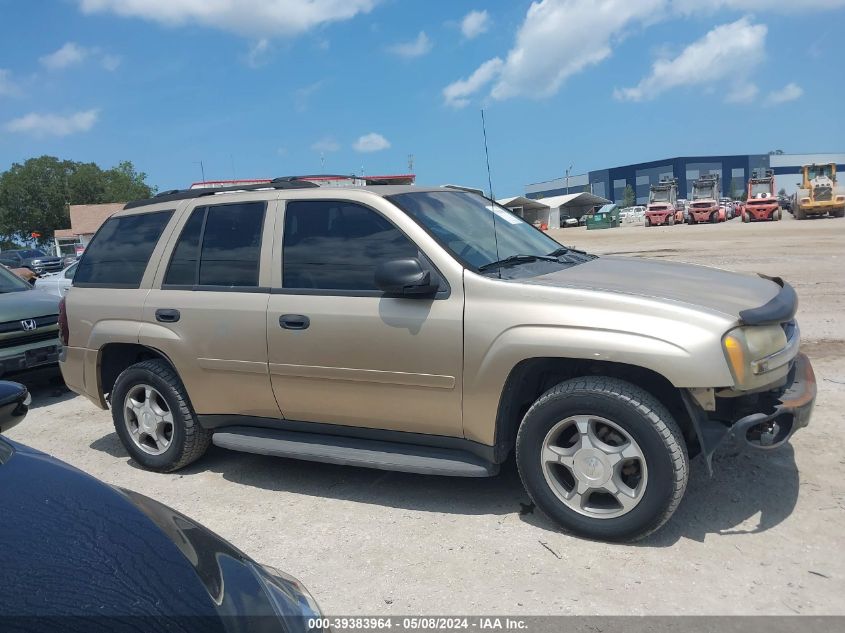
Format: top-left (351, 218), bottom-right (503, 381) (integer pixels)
top-left (408, 154), bottom-right (415, 173)
top-left (481, 109), bottom-right (501, 279)
top-left (320, 152), bottom-right (325, 169)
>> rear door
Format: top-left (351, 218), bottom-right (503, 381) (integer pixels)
top-left (141, 198), bottom-right (280, 419)
top-left (265, 197), bottom-right (464, 437)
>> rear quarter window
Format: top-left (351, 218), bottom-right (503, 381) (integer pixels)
top-left (74, 210), bottom-right (174, 288)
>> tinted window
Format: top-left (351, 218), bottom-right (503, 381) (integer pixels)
top-left (64, 263), bottom-right (78, 279)
top-left (74, 210), bottom-right (173, 287)
top-left (163, 202), bottom-right (265, 288)
top-left (163, 208), bottom-right (204, 286)
top-left (283, 201), bottom-right (418, 291)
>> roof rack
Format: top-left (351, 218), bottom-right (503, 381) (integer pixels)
top-left (123, 177), bottom-right (321, 210)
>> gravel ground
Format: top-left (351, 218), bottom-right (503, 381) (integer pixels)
top-left (7, 213), bottom-right (845, 616)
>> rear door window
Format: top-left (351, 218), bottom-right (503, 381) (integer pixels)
top-left (163, 202), bottom-right (266, 288)
top-left (74, 210), bottom-right (173, 288)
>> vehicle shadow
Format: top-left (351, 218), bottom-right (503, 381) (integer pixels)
top-left (89, 431), bottom-right (800, 544)
top-left (11, 367), bottom-right (76, 410)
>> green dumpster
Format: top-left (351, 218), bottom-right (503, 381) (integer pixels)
top-left (586, 204), bottom-right (621, 230)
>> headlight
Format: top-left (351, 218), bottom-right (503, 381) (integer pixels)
top-left (722, 325), bottom-right (790, 388)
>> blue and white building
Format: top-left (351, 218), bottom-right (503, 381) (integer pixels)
top-left (526, 153), bottom-right (845, 205)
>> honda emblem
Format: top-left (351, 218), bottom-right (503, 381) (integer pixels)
top-left (21, 319), bottom-right (37, 331)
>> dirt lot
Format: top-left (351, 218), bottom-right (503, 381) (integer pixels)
top-left (8, 214), bottom-right (845, 616)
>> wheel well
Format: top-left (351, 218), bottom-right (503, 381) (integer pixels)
top-left (492, 358), bottom-right (695, 462)
top-left (99, 343), bottom-right (174, 401)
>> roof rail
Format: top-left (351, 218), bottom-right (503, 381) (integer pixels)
top-left (123, 176), bottom-right (320, 210)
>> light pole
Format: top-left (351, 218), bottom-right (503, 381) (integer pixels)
top-left (565, 164), bottom-right (573, 194)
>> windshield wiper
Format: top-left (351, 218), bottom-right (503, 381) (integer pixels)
top-left (547, 247), bottom-right (569, 257)
top-left (478, 254), bottom-right (560, 272)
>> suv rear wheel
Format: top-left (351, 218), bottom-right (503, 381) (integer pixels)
top-left (111, 359), bottom-right (211, 472)
top-left (516, 376), bottom-right (688, 542)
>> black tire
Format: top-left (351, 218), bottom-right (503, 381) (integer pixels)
top-left (111, 359), bottom-right (211, 472)
top-left (515, 376), bottom-right (688, 542)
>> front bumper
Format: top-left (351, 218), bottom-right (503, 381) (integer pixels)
top-left (0, 339), bottom-right (60, 376)
top-left (683, 353), bottom-right (816, 471)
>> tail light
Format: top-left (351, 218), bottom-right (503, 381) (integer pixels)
top-left (58, 297), bottom-right (69, 346)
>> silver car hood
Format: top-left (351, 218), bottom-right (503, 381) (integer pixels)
top-left (523, 256), bottom-right (780, 321)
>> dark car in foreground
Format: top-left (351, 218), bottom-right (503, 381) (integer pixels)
top-left (0, 381), bottom-right (324, 632)
top-left (0, 248), bottom-right (63, 275)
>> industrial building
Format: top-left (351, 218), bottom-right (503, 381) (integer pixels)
top-left (525, 152), bottom-right (845, 205)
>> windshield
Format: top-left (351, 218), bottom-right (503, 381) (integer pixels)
top-left (807, 165), bottom-right (833, 180)
top-left (388, 191), bottom-right (566, 270)
top-left (0, 266), bottom-right (32, 293)
top-left (15, 249), bottom-right (47, 259)
top-left (750, 183), bottom-right (771, 196)
top-left (692, 183), bottom-right (715, 199)
top-left (650, 189), bottom-right (670, 202)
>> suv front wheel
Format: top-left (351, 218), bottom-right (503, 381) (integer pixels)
top-left (516, 376), bottom-right (688, 542)
top-left (111, 359), bottom-right (212, 472)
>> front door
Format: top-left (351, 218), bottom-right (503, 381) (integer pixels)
top-left (266, 199), bottom-right (464, 437)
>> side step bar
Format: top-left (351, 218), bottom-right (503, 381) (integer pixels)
top-left (212, 426), bottom-right (498, 478)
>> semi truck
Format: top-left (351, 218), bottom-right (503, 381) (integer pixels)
top-left (645, 178), bottom-right (683, 227)
top-left (688, 174), bottom-right (724, 224)
top-left (792, 163), bottom-right (845, 220)
top-left (743, 169), bottom-right (781, 222)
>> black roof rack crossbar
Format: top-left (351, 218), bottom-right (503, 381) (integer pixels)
top-left (123, 177), bottom-right (321, 210)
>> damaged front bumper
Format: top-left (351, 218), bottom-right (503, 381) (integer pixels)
top-left (682, 352), bottom-right (816, 473)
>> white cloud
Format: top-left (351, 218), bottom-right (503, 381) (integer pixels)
top-left (245, 39), bottom-right (271, 67)
top-left (312, 136), bottom-right (340, 153)
top-left (0, 69), bottom-right (20, 97)
top-left (40, 42), bottom-right (89, 69)
top-left (78, 0), bottom-right (379, 37)
top-left (295, 80), bottom-right (325, 112)
top-left (767, 82), bottom-right (803, 105)
top-left (353, 132), bottom-right (390, 153)
top-left (614, 17), bottom-right (766, 102)
top-left (100, 54), bottom-right (122, 71)
top-left (461, 10), bottom-right (490, 39)
top-left (39, 42), bottom-right (121, 71)
top-left (4, 109), bottom-right (100, 137)
top-left (443, 58), bottom-right (503, 108)
top-left (387, 31), bottom-right (432, 58)
top-left (672, 0), bottom-right (845, 13)
top-left (445, 0), bottom-right (664, 106)
top-left (725, 82), bottom-right (759, 104)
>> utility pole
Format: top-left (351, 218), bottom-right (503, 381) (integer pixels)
top-left (565, 164), bottom-right (573, 194)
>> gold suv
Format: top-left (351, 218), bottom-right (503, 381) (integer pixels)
top-left (59, 177), bottom-right (816, 541)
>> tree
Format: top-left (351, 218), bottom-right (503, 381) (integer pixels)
top-left (0, 156), bottom-right (156, 247)
top-left (622, 184), bottom-right (636, 208)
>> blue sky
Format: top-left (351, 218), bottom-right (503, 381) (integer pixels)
top-left (1, 0), bottom-right (843, 197)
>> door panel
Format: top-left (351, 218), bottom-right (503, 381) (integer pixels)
top-left (266, 292), bottom-right (463, 436)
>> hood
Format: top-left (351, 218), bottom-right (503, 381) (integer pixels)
top-left (0, 288), bottom-right (60, 321)
top-left (522, 256), bottom-right (780, 321)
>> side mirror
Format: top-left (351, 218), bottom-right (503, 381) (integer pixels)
top-left (0, 381), bottom-right (30, 434)
top-left (375, 258), bottom-right (439, 297)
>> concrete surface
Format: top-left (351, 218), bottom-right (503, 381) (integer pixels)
top-left (8, 213), bottom-right (845, 616)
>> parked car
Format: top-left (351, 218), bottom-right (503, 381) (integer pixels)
top-left (61, 178), bottom-right (815, 542)
top-left (34, 262), bottom-right (77, 297)
top-left (0, 380), bottom-right (324, 629)
top-left (0, 248), bottom-right (63, 275)
top-left (560, 214), bottom-right (579, 228)
top-left (0, 266), bottom-right (60, 378)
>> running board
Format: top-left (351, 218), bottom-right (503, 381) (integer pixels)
top-left (212, 426), bottom-right (498, 477)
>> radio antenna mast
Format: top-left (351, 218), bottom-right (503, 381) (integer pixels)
top-left (481, 109), bottom-right (501, 279)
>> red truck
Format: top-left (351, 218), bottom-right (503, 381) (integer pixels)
top-left (742, 169), bottom-right (781, 222)
top-left (645, 178), bottom-right (683, 227)
top-left (688, 174), bottom-right (725, 224)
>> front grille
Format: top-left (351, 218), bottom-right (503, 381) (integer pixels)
top-left (0, 330), bottom-right (58, 350)
top-left (0, 315), bottom-right (59, 334)
top-left (814, 186), bottom-right (833, 202)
